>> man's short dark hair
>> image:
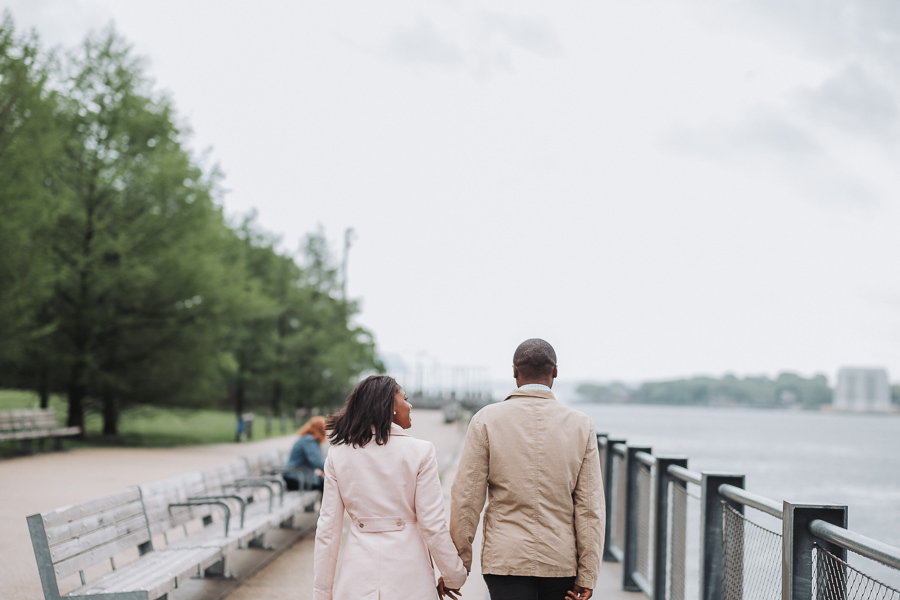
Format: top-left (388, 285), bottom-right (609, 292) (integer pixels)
top-left (513, 338), bottom-right (557, 379)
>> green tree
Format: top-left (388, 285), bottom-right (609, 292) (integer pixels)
top-left (36, 26), bottom-right (244, 434)
top-left (631, 372), bottom-right (832, 408)
top-left (0, 13), bottom-right (62, 380)
top-left (288, 229), bottom-right (381, 409)
top-left (576, 382), bottom-right (630, 403)
top-left (0, 21), bottom-right (384, 439)
top-left (220, 222), bottom-right (382, 437)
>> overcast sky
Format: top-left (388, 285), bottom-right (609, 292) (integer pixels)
top-left (5, 0), bottom-right (899, 387)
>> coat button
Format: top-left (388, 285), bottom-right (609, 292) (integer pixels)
top-left (396, 520), bottom-right (403, 526)
top-left (359, 523), bottom-right (365, 528)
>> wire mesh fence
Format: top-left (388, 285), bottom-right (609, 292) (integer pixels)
top-left (636, 462), bottom-right (653, 586)
top-left (722, 503), bottom-right (782, 600)
top-left (613, 451), bottom-right (627, 557)
top-left (813, 544), bottom-right (900, 600)
top-left (670, 480), bottom-right (702, 600)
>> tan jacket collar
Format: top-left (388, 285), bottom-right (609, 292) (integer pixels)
top-left (504, 388), bottom-right (557, 402)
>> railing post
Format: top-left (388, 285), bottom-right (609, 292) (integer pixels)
top-left (782, 502), bottom-right (847, 600)
top-left (654, 456), bottom-right (688, 600)
top-left (700, 473), bottom-right (745, 600)
top-left (623, 445), bottom-right (652, 591)
top-left (602, 437), bottom-right (626, 562)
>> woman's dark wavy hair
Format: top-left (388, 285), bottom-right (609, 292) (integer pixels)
top-left (328, 375), bottom-right (399, 447)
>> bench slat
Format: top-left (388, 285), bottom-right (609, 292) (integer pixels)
top-left (42, 488), bottom-right (142, 529)
top-left (45, 500), bottom-right (146, 545)
top-left (49, 512), bottom-right (150, 565)
top-left (77, 546), bottom-right (222, 598)
top-left (0, 409), bottom-right (79, 443)
top-left (53, 527), bottom-right (151, 578)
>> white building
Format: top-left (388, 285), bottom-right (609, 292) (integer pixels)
top-left (833, 367), bottom-right (891, 412)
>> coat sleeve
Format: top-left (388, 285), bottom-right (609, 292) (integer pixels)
top-left (572, 423), bottom-right (605, 589)
top-left (300, 435), bottom-right (325, 471)
top-left (313, 451), bottom-right (344, 600)
top-left (286, 437), bottom-right (304, 469)
top-left (449, 414), bottom-right (489, 572)
top-left (415, 443), bottom-right (468, 589)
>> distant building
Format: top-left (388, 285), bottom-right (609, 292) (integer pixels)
top-left (833, 367), bottom-right (891, 412)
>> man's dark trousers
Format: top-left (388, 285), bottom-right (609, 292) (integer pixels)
top-left (483, 574), bottom-right (577, 600)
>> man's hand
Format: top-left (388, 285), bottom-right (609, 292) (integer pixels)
top-left (437, 577), bottom-right (461, 599)
top-left (566, 584), bottom-right (592, 600)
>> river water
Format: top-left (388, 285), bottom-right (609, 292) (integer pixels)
top-left (576, 403), bottom-right (900, 591)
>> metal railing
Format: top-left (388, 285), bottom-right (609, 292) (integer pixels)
top-left (596, 433), bottom-right (900, 600)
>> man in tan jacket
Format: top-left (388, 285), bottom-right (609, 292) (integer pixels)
top-left (450, 339), bottom-right (605, 600)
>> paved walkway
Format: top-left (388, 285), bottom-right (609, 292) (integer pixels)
top-left (0, 410), bottom-right (639, 600)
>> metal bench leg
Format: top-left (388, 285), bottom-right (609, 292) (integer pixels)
top-left (204, 557), bottom-right (228, 578)
top-left (53, 437), bottom-right (64, 451)
top-left (248, 533), bottom-right (272, 550)
top-left (22, 439), bottom-right (33, 455)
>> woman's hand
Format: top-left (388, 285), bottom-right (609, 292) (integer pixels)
top-left (314, 469), bottom-right (325, 478)
top-left (437, 577), bottom-right (461, 599)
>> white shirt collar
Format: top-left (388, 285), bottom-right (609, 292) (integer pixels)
top-left (518, 383), bottom-right (552, 391)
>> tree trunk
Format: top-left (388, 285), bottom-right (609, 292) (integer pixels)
top-left (38, 367), bottom-right (49, 409)
top-left (101, 388), bottom-right (118, 435)
top-left (66, 381), bottom-right (86, 435)
top-left (234, 368), bottom-right (245, 443)
top-left (271, 379), bottom-right (282, 423)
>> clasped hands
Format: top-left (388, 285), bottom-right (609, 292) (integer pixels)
top-left (437, 577), bottom-right (592, 599)
top-left (437, 577), bottom-right (461, 599)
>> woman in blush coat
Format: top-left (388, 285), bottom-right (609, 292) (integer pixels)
top-left (313, 375), bottom-right (467, 600)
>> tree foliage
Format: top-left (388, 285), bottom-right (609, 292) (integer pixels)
top-left (0, 13), bottom-right (60, 367)
top-left (0, 14), bottom-right (382, 437)
top-left (578, 372), bottom-right (834, 409)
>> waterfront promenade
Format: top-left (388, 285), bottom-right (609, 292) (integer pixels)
top-left (1, 410), bottom-right (636, 599)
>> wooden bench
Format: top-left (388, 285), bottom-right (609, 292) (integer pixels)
top-left (27, 456), bottom-right (321, 600)
top-left (0, 408), bottom-right (81, 454)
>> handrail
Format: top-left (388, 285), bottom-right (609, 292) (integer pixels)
top-left (810, 519), bottom-right (900, 571)
top-left (667, 464), bottom-right (702, 485)
top-left (718, 483), bottom-right (782, 518)
top-left (635, 451), bottom-right (656, 468)
top-left (613, 443), bottom-right (627, 457)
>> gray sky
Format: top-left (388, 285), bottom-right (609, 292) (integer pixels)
top-left (5, 0), bottom-right (899, 385)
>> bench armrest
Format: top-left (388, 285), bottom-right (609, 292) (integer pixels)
top-left (188, 494), bottom-right (247, 528)
top-left (235, 476), bottom-right (285, 507)
top-left (169, 500), bottom-right (232, 537)
top-left (223, 481), bottom-right (275, 513)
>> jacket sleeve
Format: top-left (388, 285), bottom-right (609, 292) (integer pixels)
top-left (313, 451), bottom-right (344, 600)
top-left (415, 443), bottom-right (468, 589)
top-left (286, 437), bottom-right (303, 469)
top-left (300, 436), bottom-right (325, 471)
top-left (449, 414), bottom-right (489, 572)
top-left (572, 423), bottom-right (605, 589)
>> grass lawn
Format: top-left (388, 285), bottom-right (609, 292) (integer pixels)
top-left (0, 389), bottom-right (295, 457)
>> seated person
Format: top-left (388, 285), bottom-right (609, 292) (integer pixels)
top-left (284, 416), bottom-right (326, 491)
